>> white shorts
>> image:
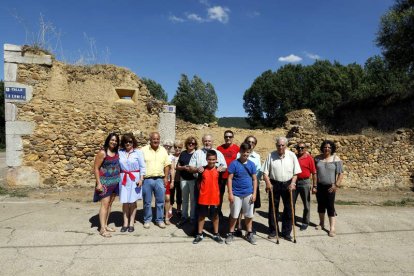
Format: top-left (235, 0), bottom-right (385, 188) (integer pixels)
top-left (229, 194), bottom-right (254, 219)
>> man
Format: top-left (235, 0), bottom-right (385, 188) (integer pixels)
top-left (263, 137), bottom-right (302, 241)
top-left (217, 130), bottom-right (240, 217)
top-left (294, 142), bottom-right (317, 231)
top-left (189, 134), bottom-right (226, 233)
top-left (141, 132), bottom-right (171, 229)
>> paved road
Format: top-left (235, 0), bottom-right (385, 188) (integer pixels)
top-left (0, 196), bottom-right (413, 276)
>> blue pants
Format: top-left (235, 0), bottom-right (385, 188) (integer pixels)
top-left (142, 178), bottom-right (165, 223)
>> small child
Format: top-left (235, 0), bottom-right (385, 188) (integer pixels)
top-left (193, 150), bottom-right (224, 244)
top-left (225, 142), bottom-right (258, 245)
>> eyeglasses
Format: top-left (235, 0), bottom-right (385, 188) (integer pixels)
top-left (125, 141), bottom-right (133, 144)
top-left (164, 145), bottom-right (172, 148)
top-left (224, 136), bottom-right (233, 139)
top-left (174, 146), bottom-right (182, 149)
top-left (276, 144), bottom-right (285, 147)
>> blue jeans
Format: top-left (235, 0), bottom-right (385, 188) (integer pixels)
top-left (142, 178), bottom-right (165, 223)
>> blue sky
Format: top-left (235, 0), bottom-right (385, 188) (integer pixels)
top-left (0, 0), bottom-right (394, 117)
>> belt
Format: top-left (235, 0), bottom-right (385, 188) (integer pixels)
top-left (297, 177), bottom-right (310, 181)
top-left (120, 170), bottom-right (140, 186)
top-left (270, 179), bottom-right (291, 185)
top-left (144, 176), bottom-right (163, 180)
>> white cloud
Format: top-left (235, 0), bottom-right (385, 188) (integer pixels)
top-left (305, 52), bottom-right (321, 60)
top-left (247, 11), bottom-right (260, 18)
top-left (278, 54), bottom-right (303, 63)
top-left (187, 13), bottom-right (204, 22)
top-left (169, 15), bottom-right (185, 23)
top-left (207, 6), bottom-right (230, 23)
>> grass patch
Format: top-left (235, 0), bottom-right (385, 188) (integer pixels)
top-left (0, 186), bottom-right (29, 197)
top-left (381, 198), bottom-right (414, 207)
top-left (335, 200), bottom-right (360, 205)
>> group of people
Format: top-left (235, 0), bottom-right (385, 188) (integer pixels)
top-left (93, 130), bottom-right (343, 244)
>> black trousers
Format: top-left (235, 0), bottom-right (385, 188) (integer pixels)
top-left (170, 180), bottom-right (182, 206)
top-left (316, 184), bottom-right (336, 217)
top-left (268, 179), bottom-right (293, 235)
top-left (218, 178), bottom-right (227, 215)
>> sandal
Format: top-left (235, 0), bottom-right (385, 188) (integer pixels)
top-left (105, 226), bottom-right (116, 232)
top-left (120, 226), bottom-right (129, 232)
top-left (99, 231), bottom-right (112, 238)
top-left (315, 225), bottom-right (325, 230)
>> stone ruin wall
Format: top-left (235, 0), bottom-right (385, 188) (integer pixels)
top-left (4, 44), bottom-right (162, 188)
top-left (285, 110), bottom-right (414, 190)
top-left (4, 44), bottom-right (413, 191)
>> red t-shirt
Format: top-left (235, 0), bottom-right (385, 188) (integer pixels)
top-left (198, 167), bottom-right (220, 205)
top-left (217, 143), bottom-right (240, 179)
top-left (297, 153), bottom-right (317, 179)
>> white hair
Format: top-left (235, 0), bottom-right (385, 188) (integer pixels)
top-left (275, 136), bottom-right (288, 144)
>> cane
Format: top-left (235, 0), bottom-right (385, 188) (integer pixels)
top-left (289, 189), bottom-right (297, 243)
top-left (269, 188), bottom-right (280, 244)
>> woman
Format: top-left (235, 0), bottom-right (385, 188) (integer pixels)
top-left (163, 139), bottom-right (175, 225)
top-left (118, 133), bottom-right (146, 233)
top-left (170, 140), bottom-right (184, 218)
top-left (93, 133), bottom-right (121, 238)
top-left (176, 136), bottom-right (198, 226)
top-left (314, 140), bottom-right (344, 237)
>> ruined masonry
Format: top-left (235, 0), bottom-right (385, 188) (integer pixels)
top-left (4, 44), bottom-right (175, 188)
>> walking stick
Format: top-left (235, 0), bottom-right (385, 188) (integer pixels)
top-left (269, 188), bottom-right (280, 244)
top-left (289, 189), bottom-right (297, 243)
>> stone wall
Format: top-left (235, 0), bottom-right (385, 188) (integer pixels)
top-left (4, 44), bottom-right (162, 187)
top-left (286, 123), bottom-right (414, 190)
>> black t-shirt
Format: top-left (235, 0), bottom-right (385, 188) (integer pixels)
top-left (178, 151), bottom-right (195, 180)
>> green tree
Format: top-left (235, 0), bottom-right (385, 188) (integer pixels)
top-left (376, 0), bottom-right (414, 74)
top-left (171, 74), bottom-right (218, 124)
top-left (141, 77), bottom-right (168, 101)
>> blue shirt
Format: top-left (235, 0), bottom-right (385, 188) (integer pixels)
top-left (228, 159), bottom-right (257, 197)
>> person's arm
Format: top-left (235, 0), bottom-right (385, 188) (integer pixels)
top-left (227, 174), bottom-right (234, 203)
top-left (137, 150), bottom-right (146, 187)
top-left (251, 174), bottom-right (257, 202)
top-left (164, 165), bottom-right (170, 187)
top-left (289, 174), bottom-right (297, 191)
top-left (263, 173), bottom-right (272, 192)
top-left (94, 150), bottom-right (105, 191)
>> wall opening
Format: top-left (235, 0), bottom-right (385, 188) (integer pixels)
top-left (115, 88), bottom-right (137, 104)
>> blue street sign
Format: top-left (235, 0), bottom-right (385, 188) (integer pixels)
top-left (5, 87), bottom-right (26, 100)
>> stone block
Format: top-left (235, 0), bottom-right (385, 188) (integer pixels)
top-left (5, 103), bottom-right (17, 121)
top-left (4, 51), bottom-right (52, 65)
top-left (159, 112), bottom-right (176, 143)
top-left (4, 44), bottom-right (22, 51)
top-left (6, 166), bottom-right (40, 187)
top-left (4, 63), bottom-right (17, 81)
top-left (6, 150), bottom-right (23, 167)
top-left (6, 135), bottom-right (23, 151)
top-left (4, 82), bottom-right (33, 102)
top-left (6, 121), bottom-right (36, 135)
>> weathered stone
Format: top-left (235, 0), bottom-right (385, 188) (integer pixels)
top-left (5, 103), bottom-right (18, 122)
top-left (26, 154), bottom-right (39, 161)
top-left (4, 62), bottom-right (17, 82)
top-left (6, 166), bottom-right (40, 187)
top-left (4, 51), bottom-right (52, 65)
top-left (6, 121), bottom-right (35, 135)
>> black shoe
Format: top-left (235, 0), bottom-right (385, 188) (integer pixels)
top-left (212, 234), bottom-right (224, 244)
top-left (246, 232), bottom-right (257, 245)
top-left (300, 224), bottom-right (308, 231)
top-left (176, 210), bottom-right (182, 218)
top-left (193, 234), bottom-right (204, 244)
top-left (267, 231), bottom-right (277, 239)
top-left (127, 226), bottom-right (135, 232)
top-left (225, 233), bottom-right (234, 245)
top-left (234, 228), bottom-right (243, 237)
top-left (120, 226), bottom-right (128, 232)
top-left (281, 233), bottom-right (292, 241)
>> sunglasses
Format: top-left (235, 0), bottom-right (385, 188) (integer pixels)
top-left (125, 141), bottom-right (133, 144)
top-left (224, 136), bottom-right (233, 139)
top-left (247, 140), bottom-right (256, 144)
top-left (297, 147), bottom-right (305, 150)
top-left (276, 144), bottom-right (285, 147)
top-left (188, 142), bottom-right (195, 146)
